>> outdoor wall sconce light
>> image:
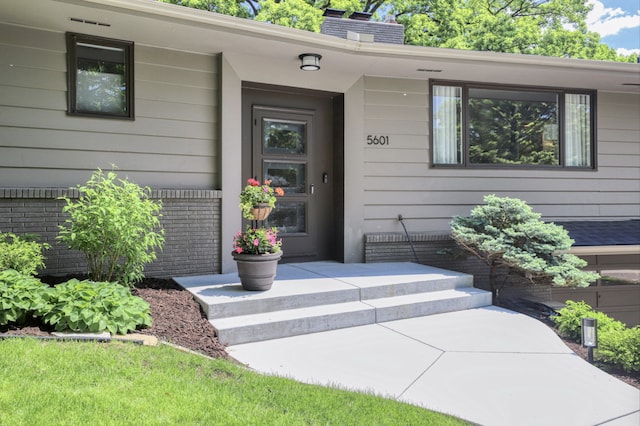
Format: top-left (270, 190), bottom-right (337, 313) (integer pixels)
top-left (299, 53), bottom-right (321, 71)
top-left (581, 317), bottom-right (598, 363)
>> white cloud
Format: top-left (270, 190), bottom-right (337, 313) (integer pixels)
top-left (587, 0), bottom-right (640, 37)
top-left (616, 47), bottom-right (640, 56)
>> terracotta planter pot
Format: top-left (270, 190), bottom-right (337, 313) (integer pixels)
top-left (232, 251), bottom-right (282, 291)
top-left (251, 203), bottom-right (272, 220)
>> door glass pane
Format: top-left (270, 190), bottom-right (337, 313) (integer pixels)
top-left (266, 201), bottom-right (306, 234)
top-left (263, 119), bottom-right (306, 155)
top-left (264, 162), bottom-right (306, 194)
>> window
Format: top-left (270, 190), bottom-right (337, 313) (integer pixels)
top-left (67, 33), bottom-right (134, 119)
top-left (431, 81), bottom-right (595, 168)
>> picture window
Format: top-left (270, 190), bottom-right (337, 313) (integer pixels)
top-left (431, 81), bottom-right (595, 169)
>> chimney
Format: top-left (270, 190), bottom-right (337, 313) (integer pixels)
top-left (320, 9), bottom-right (404, 45)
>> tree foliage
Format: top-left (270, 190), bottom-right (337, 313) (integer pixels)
top-left (255, 0), bottom-right (324, 31)
top-left (450, 195), bottom-right (599, 302)
top-left (161, 0), bottom-right (636, 62)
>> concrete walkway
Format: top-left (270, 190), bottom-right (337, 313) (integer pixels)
top-left (227, 306), bottom-right (640, 425)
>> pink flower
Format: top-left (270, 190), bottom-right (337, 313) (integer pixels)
top-left (247, 178), bottom-right (260, 186)
top-left (253, 238), bottom-right (259, 246)
top-left (235, 247), bottom-right (243, 254)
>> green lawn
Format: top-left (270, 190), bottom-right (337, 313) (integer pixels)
top-left (0, 338), bottom-right (467, 425)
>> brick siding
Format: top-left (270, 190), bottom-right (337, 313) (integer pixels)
top-left (0, 188), bottom-right (221, 278)
top-left (364, 232), bottom-right (492, 291)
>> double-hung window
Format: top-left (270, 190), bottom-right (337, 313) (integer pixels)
top-left (431, 81), bottom-right (595, 168)
top-left (67, 33), bottom-right (134, 119)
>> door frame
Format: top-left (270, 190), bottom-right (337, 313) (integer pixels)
top-left (241, 82), bottom-right (344, 263)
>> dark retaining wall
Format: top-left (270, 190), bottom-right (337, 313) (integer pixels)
top-left (364, 232), bottom-right (552, 300)
top-left (0, 188), bottom-right (221, 278)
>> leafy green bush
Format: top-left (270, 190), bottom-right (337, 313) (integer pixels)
top-left (43, 279), bottom-right (152, 334)
top-left (57, 168), bottom-right (164, 286)
top-left (0, 269), bottom-right (52, 326)
top-left (552, 300), bottom-right (626, 342)
top-left (598, 327), bottom-right (640, 373)
top-left (553, 300), bottom-right (638, 372)
top-left (0, 231), bottom-right (50, 276)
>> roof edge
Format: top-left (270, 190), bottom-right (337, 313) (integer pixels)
top-left (64, 0), bottom-right (639, 76)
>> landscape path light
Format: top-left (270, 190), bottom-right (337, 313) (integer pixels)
top-left (581, 317), bottom-right (598, 363)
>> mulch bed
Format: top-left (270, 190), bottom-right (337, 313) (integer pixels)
top-left (2, 277), bottom-right (637, 389)
top-left (0, 276), bottom-right (228, 359)
top-left (132, 278), bottom-right (228, 358)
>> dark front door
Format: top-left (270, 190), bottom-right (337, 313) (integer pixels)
top-left (243, 85), bottom-right (341, 263)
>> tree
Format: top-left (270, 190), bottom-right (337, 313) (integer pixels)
top-left (398, 0), bottom-right (633, 61)
top-left (161, 0), bottom-right (637, 62)
top-left (255, 0), bottom-right (324, 31)
top-left (159, 0), bottom-right (251, 18)
top-left (450, 195), bottom-right (599, 303)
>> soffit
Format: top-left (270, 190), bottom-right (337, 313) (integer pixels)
top-left (1, 0), bottom-right (638, 94)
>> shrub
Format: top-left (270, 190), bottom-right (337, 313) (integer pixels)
top-left (598, 327), bottom-right (640, 373)
top-left (552, 300), bottom-right (625, 342)
top-left (450, 195), bottom-right (599, 302)
top-left (0, 231), bottom-right (50, 276)
top-left (43, 279), bottom-right (152, 334)
top-left (57, 168), bottom-right (164, 286)
top-left (0, 269), bottom-right (52, 326)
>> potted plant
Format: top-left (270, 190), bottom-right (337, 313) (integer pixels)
top-left (233, 178), bottom-right (284, 291)
top-left (239, 178), bottom-right (284, 220)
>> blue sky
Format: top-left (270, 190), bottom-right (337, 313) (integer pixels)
top-left (587, 0), bottom-right (640, 55)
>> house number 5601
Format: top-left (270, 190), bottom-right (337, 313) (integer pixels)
top-left (367, 135), bottom-right (389, 145)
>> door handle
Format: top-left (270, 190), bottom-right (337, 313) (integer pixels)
top-left (310, 184), bottom-right (315, 195)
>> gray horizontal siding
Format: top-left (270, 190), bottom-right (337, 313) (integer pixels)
top-left (0, 23), bottom-right (220, 189)
top-left (363, 76), bottom-right (640, 234)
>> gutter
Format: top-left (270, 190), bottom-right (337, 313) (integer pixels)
top-left (64, 0), bottom-right (639, 76)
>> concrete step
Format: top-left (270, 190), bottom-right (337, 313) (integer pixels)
top-left (212, 288), bottom-right (491, 345)
top-left (367, 287), bottom-right (492, 323)
top-left (176, 262), bottom-right (473, 320)
top-left (213, 301), bottom-right (375, 345)
top-left (174, 261), bottom-right (492, 346)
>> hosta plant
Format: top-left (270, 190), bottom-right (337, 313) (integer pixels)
top-left (0, 269), bottom-right (52, 326)
top-left (43, 279), bottom-right (152, 334)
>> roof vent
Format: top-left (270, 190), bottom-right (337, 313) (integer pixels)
top-left (69, 17), bottom-right (111, 27)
